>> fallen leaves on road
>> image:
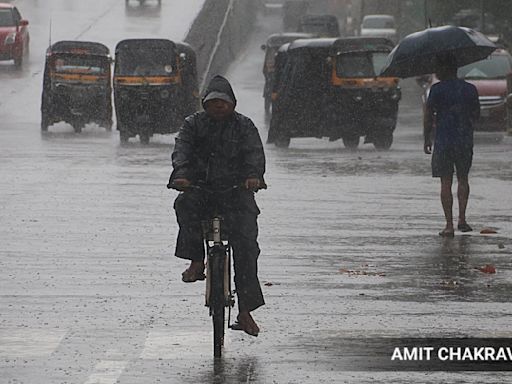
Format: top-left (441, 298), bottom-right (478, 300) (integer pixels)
top-left (476, 264), bottom-right (496, 274)
top-left (480, 228), bottom-right (498, 234)
top-left (441, 280), bottom-right (459, 288)
top-left (339, 268), bottom-right (386, 277)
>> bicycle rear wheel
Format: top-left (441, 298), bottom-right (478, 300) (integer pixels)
top-left (209, 246), bottom-right (226, 357)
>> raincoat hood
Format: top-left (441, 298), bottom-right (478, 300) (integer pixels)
top-left (202, 75), bottom-right (237, 107)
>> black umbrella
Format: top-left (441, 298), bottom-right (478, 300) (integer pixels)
top-left (380, 25), bottom-right (496, 78)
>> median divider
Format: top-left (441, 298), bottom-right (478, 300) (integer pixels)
top-left (184, 0), bottom-right (258, 92)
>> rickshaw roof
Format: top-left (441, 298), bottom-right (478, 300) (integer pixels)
top-left (299, 14), bottom-right (339, 23)
top-left (115, 39), bottom-right (176, 53)
top-left (48, 41), bottom-right (110, 56)
top-left (278, 42), bottom-right (292, 53)
top-left (331, 37), bottom-right (395, 54)
top-left (287, 37), bottom-right (394, 55)
top-left (288, 38), bottom-right (337, 51)
top-left (265, 33), bottom-right (314, 48)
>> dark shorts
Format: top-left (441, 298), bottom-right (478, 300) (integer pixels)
top-left (432, 147), bottom-right (473, 178)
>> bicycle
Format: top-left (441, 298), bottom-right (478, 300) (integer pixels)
top-left (168, 183), bottom-right (238, 357)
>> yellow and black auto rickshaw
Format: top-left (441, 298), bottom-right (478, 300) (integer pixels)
top-left (40, 41), bottom-right (112, 133)
top-left (113, 39), bottom-right (199, 143)
top-left (268, 37), bottom-right (401, 149)
top-left (261, 32), bottom-right (313, 114)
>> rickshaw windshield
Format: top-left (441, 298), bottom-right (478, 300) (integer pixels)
top-left (52, 55), bottom-right (108, 74)
top-left (336, 52), bottom-right (375, 77)
top-left (116, 48), bottom-right (175, 76)
top-left (300, 23), bottom-right (331, 35)
top-left (336, 51), bottom-right (390, 78)
top-left (372, 52), bottom-right (390, 75)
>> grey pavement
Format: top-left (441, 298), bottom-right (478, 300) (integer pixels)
top-left (1, 2), bottom-right (512, 383)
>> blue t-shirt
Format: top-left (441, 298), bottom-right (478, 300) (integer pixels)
top-left (427, 79), bottom-right (480, 151)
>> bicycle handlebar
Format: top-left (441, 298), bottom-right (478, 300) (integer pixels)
top-left (167, 181), bottom-right (267, 192)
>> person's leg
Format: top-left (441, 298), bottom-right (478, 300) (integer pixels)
top-left (228, 193), bottom-right (264, 336)
top-left (432, 148), bottom-right (455, 236)
top-left (455, 148), bottom-right (473, 232)
top-left (440, 175), bottom-right (454, 236)
top-left (457, 175), bottom-right (471, 230)
top-left (174, 191), bottom-right (207, 281)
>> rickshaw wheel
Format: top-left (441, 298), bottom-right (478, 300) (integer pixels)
top-left (139, 132), bottom-right (150, 144)
top-left (120, 132), bottom-right (129, 143)
top-left (373, 133), bottom-right (393, 151)
top-left (41, 116), bottom-right (49, 132)
top-left (275, 135), bottom-right (290, 148)
top-left (73, 124), bottom-right (83, 134)
top-left (342, 135), bottom-right (359, 149)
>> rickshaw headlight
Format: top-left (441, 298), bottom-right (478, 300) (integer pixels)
top-left (160, 89), bottom-right (170, 99)
top-left (4, 32), bottom-right (16, 45)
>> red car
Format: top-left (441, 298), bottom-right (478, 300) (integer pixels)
top-left (420, 49), bottom-right (512, 132)
top-left (0, 3), bottom-right (29, 67)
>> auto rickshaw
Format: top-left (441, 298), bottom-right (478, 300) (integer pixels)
top-left (297, 14), bottom-right (340, 37)
top-left (261, 32), bottom-right (313, 114)
top-left (268, 37), bottom-right (401, 149)
top-left (283, 0), bottom-right (309, 32)
top-left (113, 39), bottom-right (199, 143)
top-left (40, 41), bottom-right (112, 133)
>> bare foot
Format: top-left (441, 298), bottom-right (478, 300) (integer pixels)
top-left (181, 261), bottom-right (205, 283)
top-left (439, 227), bottom-right (455, 237)
top-left (457, 222), bottom-right (473, 232)
top-left (237, 311), bottom-right (260, 337)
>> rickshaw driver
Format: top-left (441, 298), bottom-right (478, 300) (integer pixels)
top-left (168, 75), bottom-right (266, 337)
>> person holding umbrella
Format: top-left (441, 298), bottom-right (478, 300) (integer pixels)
top-left (380, 25), bottom-right (496, 236)
top-left (423, 54), bottom-right (480, 237)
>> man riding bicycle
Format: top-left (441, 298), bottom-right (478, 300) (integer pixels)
top-left (168, 75), bottom-right (266, 337)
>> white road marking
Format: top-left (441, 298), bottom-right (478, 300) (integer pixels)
top-left (140, 329), bottom-right (217, 359)
top-left (83, 360), bottom-right (128, 384)
top-left (0, 329), bottom-right (67, 358)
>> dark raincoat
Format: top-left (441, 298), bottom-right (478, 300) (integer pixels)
top-left (169, 75), bottom-right (266, 312)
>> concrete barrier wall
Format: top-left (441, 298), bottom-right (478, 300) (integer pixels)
top-left (184, 0), bottom-right (257, 92)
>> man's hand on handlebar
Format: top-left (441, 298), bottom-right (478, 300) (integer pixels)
top-left (244, 178), bottom-right (266, 192)
top-left (171, 178), bottom-right (191, 191)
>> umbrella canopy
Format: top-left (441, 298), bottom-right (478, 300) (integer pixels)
top-left (380, 25), bottom-right (496, 78)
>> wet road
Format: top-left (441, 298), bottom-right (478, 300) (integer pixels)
top-left (1, 3), bottom-right (512, 383)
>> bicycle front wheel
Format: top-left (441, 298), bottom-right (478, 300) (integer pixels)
top-left (209, 246), bottom-right (226, 357)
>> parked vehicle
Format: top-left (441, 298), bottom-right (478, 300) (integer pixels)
top-left (360, 14), bottom-right (397, 43)
top-left (283, 0), bottom-right (309, 32)
top-left (40, 41), bottom-right (112, 133)
top-left (113, 39), bottom-right (199, 143)
top-left (297, 14), bottom-right (340, 37)
top-left (268, 37), bottom-right (401, 149)
top-left (419, 48), bottom-right (512, 132)
top-left (261, 32), bottom-right (313, 114)
top-left (0, 3), bottom-right (29, 67)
